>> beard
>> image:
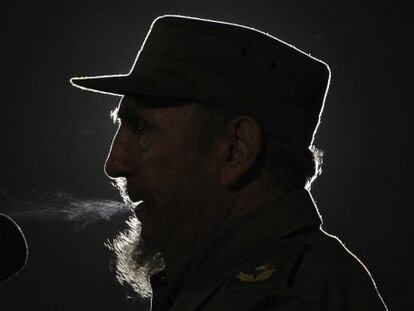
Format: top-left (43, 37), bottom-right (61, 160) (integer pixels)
top-left (106, 178), bottom-right (165, 301)
top-left (106, 215), bottom-right (165, 301)
top-left (106, 163), bottom-right (229, 301)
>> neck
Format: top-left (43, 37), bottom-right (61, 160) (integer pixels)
top-left (226, 172), bottom-right (286, 221)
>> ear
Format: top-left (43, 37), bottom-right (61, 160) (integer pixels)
top-left (219, 116), bottom-right (262, 188)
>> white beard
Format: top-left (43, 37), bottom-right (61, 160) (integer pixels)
top-left (106, 216), bottom-right (165, 300)
top-left (106, 178), bottom-right (165, 301)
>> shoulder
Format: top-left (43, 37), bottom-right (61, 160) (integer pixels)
top-left (294, 229), bottom-right (387, 309)
top-left (210, 229), bottom-right (386, 310)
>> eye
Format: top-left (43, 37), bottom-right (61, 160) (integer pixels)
top-left (134, 124), bottom-right (153, 151)
top-left (134, 125), bottom-right (146, 136)
top-left (125, 118), bottom-right (149, 138)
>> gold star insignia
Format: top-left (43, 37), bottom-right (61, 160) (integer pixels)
top-left (236, 264), bottom-right (276, 282)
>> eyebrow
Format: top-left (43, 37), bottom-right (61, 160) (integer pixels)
top-left (114, 102), bottom-right (150, 128)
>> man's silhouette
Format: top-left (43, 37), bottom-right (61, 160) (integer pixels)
top-left (71, 15), bottom-right (387, 310)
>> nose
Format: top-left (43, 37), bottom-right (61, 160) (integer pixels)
top-left (104, 126), bottom-right (137, 179)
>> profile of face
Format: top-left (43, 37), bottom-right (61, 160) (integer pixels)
top-left (105, 96), bottom-right (263, 298)
top-left (105, 97), bottom-right (227, 258)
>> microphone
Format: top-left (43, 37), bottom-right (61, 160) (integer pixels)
top-left (0, 213), bottom-right (28, 282)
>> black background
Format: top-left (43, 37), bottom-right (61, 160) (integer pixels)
top-left (0, 0), bottom-right (412, 310)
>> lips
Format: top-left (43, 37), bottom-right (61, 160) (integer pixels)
top-left (124, 181), bottom-right (151, 217)
top-left (126, 183), bottom-right (145, 203)
top-left (134, 200), bottom-right (145, 215)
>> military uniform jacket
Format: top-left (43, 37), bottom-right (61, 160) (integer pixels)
top-left (150, 190), bottom-right (387, 310)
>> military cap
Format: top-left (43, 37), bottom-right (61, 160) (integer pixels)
top-left (71, 15), bottom-right (330, 146)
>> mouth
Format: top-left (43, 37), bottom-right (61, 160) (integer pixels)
top-left (133, 200), bottom-right (146, 218)
top-left (122, 182), bottom-right (149, 217)
top-left (125, 183), bottom-right (145, 203)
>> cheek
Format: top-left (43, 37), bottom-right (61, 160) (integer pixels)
top-left (148, 152), bottom-right (200, 191)
top-left (136, 123), bottom-right (215, 208)
top-left (142, 149), bottom-right (210, 210)
top-left (142, 132), bottom-right (204, 180)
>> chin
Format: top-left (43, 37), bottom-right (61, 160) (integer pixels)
top-left (106, 216), bottom-right (165, 300)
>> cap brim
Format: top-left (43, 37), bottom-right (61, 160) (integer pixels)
top-left (70, 73), bottom-right (196, 100)
top-left (70, 74), bottom-right (143, 96)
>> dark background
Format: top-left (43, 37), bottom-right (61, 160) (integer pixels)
top-left (0, 0), bottom-right (412, 310)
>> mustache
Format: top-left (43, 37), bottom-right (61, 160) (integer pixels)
top-left (0, 189), bottom-right (132, 231)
